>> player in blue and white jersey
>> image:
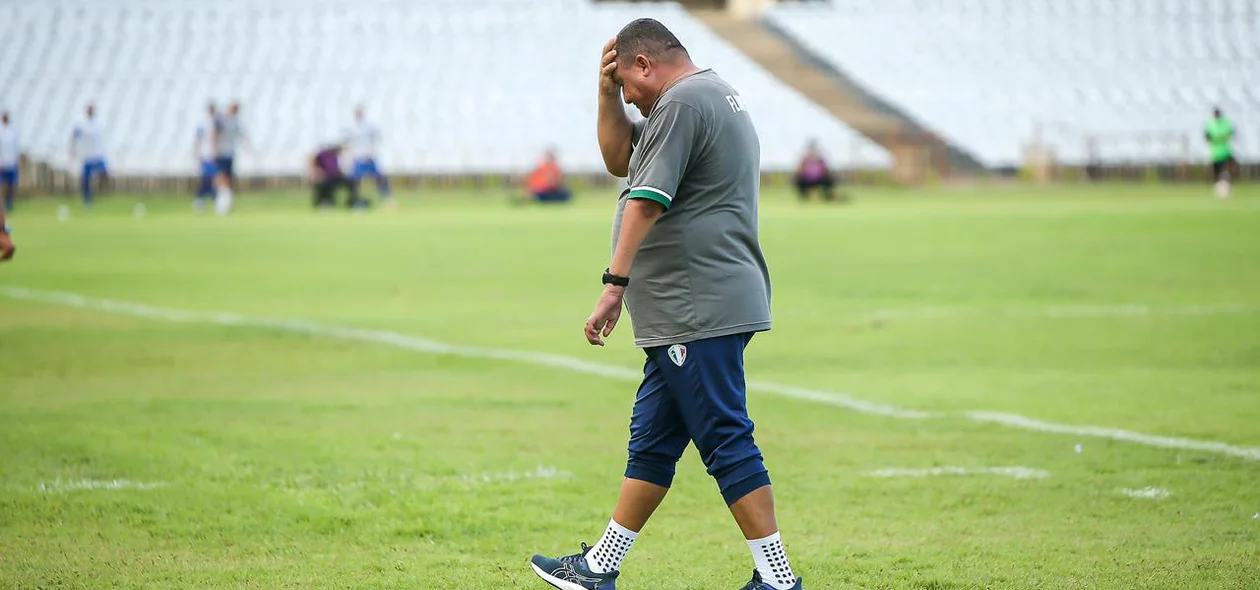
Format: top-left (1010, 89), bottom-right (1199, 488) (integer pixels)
top-left (70, 103), bottom-right (109, 207)
top-left (343, 106), bottom-right (390, 201)
top-left (212, 102), bottom-right (248, 215)
top-left (193, 102), bottom-right (219, 213)
top-left (0, 111), bottom-right (19, 213)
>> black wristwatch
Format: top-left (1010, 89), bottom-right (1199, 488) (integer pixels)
top-left (602, 268), bottom-right (629, 287)
top-left (0, 222), bottom-right (10, 235)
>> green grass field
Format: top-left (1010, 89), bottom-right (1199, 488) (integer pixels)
top-left (2, 185), bottom-right (1258, 589)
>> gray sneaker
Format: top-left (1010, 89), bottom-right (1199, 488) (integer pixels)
top-left (739, 569), bottom-right (804, 590)
top-left (529, 543), bottom-right (619, 590)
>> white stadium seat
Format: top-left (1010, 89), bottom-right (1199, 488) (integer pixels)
top-left (0, 0), bottom-right (890, 176)
top-left (767, 0), bottom-right (1257, 166)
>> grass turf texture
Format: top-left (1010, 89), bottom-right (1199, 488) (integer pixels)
top-left (1, 185), bottom-right (1258, 589)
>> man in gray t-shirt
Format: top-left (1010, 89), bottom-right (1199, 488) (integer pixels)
top-left (530, 18), bottom-right (804, 590)
top-left (611, 69), bottom-right (772, 348)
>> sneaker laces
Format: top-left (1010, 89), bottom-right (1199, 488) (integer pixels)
top-left (739, 569), bottom-right (764, 590)
top-left (558, 543), bottom-right (593, 566)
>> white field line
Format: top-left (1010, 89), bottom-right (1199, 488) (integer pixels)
top-left (30, 468), bottom-right (566, 494)
top-left (0, 286), bottom-right (923, 420)
top-left (865, 466), bottom-right (1051, 480)
top-left (965, 412), bottom-right (1260, 461)
top-left (747, 381), bottom-right (937, 419)
top-left (38, 479), bottom-right (167, 492)
top-left (457, 465), bottom-right (573, 485)
top-left (5, 286), bottom-right (1259, 461)
top-left (1119, 486), bottom-right (1171, 499)
top-left (865, 303), bottom-right (1258, 323)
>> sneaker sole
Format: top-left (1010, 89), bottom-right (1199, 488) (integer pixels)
top-left (529, 563), bottom-right (595, 590)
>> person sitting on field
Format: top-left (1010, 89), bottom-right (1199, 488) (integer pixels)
top-left (309, 145), bottom-right (363, 209)
top-left (794, 141), bottom-right (840, 202)
top-left (521, 149), bottom-right (572, 204)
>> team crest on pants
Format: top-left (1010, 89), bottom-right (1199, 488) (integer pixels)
top-left (667, 344), bottom-right (687, 367)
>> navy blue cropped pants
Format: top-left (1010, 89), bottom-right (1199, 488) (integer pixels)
top-left (624, 332), bottom-right (771, 506)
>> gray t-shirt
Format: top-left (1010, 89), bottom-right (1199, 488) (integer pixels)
top-left (611, 69), bottom-right (772, 348)
top-left (215, 115), bottom-right (244, 157)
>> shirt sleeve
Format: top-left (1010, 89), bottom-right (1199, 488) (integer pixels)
top-left (627, 101), bottom-right (702, 209)
top-left (630, 118), bottom-right (648, 147)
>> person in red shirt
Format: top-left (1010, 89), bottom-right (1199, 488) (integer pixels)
top-left (522, 149), bottom-right (572, 204)
top-left (794, 140), bottom-right (840, 202)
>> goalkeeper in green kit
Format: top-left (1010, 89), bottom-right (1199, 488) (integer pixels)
top-left (1205, 107), bottom-right (1238, 198)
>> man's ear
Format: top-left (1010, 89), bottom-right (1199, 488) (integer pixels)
top-left (634, 54), bottom-right (651, 74)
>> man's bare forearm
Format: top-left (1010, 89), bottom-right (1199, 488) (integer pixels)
top-left (609, 199), bottom-right (663, 277)
top-left (598, 93), bottom-right (633, 178)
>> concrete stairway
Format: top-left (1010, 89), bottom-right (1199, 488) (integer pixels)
top-left (687, 7), bottom-right (984, 182)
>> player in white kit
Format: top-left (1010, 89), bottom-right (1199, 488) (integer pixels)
top-left (343, 106), bottom-right (391, 202)
top-left (212, 102), bottom-right (248, 215)
top-left (0, 112), bottom-right (19, 213)
top-left (193, 102), bottom-right (219, 213)
top-left (70, 103), bottom-right (108, 207)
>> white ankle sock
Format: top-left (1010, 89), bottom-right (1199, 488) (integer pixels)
top-left (749, 532), bottom-right (797, 589)
top-left (1215, 179), bottom-right (1231, 198)
top-left (584, 519), bottom-right (638, 574)
top-left (215, 187), bottom-right (233, 215)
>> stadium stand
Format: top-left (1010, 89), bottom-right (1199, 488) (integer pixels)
top-left (0, 0), bottom-right (890, 177)
top-left (766, 0), bottom-right (1258, 167)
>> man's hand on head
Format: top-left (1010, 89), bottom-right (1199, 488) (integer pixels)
top-left (599, 37), bottom-right (620, 98)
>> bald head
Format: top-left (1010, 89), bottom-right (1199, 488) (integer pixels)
top-left (615, 18), bottom-right (687, 66)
